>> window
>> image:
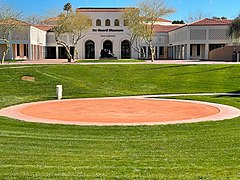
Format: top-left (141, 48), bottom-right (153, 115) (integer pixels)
top-left (159, 47), bottom-right (164, 56)
top-left (197, 44), bottom-right (200, 56)
top-left (96, 19), bottom-right (101, 26)
top-left (85, 40), bottom-right (95, 59)
top-left (209, 44), bottom-right (225, 51)
top-left (24, 44), bottom-right (28, 56)
top-left (114, 19), bottom-right (119, 26)
top-left (17, 44), bottom-right (20, 56)
top-left (105, 19), bottom-right (110, 26)
top-left (45, 47), bottom-right (56, 59)
top-left (121, 40), bottom-right (131, 59)
top-left (148, 47), bottom-right (151, 59)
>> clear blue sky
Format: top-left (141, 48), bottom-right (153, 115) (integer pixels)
top-left (2, 0), bottom-right (240, 20)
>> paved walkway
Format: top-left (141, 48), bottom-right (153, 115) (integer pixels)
top-left (1, 59), bottom-right (240, 65)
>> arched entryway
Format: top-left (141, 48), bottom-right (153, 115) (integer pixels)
top-left (121, 40), bottom-right (131, 59)
top-left (85, 40), bottom-right (95, 59)
top-left (103, 40), bottom-right (113, 53)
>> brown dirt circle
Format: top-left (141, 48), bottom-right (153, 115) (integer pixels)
top-left (1, 97), bottom-right (240, 126)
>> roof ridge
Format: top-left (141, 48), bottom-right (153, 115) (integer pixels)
top-left (188, 18), bottom-right (208, 25)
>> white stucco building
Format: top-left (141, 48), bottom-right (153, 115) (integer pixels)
top-left (0, 20), bottom-right (46, 61)
top-left (0, 7), bottom-right (238, 61)
top-left (168, 18), bottom-right (233, 60)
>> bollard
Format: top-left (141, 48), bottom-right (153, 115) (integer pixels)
top-left (56, 85), bottom-right (63, 100)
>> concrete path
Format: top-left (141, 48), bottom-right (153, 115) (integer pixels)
top-left (1, 59), bottom-right (240, 65)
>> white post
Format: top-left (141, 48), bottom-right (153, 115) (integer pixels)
top-left (237, 53), bottom-right (240, 62)
top-left (56, 85), bottom-right (63, 100)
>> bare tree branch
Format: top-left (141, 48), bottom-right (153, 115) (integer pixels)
top-left (122, 0), bottom-right (175, 61)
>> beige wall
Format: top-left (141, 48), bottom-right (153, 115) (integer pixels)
top-left (208, 46), bottom-right (238, 61)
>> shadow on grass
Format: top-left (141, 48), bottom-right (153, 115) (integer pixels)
top-left (215, 90), bottom-right (240, 98)
top-left (135, 64), bottom-right (193, 71)
top-left (173, 66), bottom-right (236, 76)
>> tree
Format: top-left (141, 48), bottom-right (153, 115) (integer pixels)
top-left (63, 2), bottom-right (73, 14)
top-left (185, 10), bottom-right (209, 23)
top-left (46, 3), bottom-right (92, 62)
top-left (212, 16), bottom-right (227, 20)
top-left (122, 0), bottom-right (175, 61)
top-left (25, 14), bottom-right (45, 25)
top-left (228, 15), bottom-right (240, 41)
top-left (0, 4), bottom-right (22, 64)
top-left (122, 8), bottom-right (145, 59)
top-left (172, 20), bottom-right (185, 24)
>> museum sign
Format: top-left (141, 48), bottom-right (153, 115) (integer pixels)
top-left (92, 29), bottom-right (124, 32)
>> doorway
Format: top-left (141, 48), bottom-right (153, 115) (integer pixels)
top-left (85, 40), bottom-right (95, 59)
top-left (103, 40), bottom-right (113, 53)
top-left (121, 40), bottom-right (131, 59)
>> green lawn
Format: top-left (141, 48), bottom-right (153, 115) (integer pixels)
top-left (1, 64), bottom-right (240, 179)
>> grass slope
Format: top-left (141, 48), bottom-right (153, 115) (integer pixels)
top-left (1, 64), bottom-right (240, 179)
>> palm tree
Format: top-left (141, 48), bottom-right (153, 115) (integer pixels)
top-left (63, 2), bottom-right (72, 14)
top-left (228, 15), bottom-right (240, 40)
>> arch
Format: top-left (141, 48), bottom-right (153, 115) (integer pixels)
top-left (114, 19), bottom-right (120, 26)
top-left (96, 19), bottom-right (101, 26)
top-left (105, 19), bottom-right (110, 26)
top-left (85, 40), bottom-right (95, 59)
top-left (103, 40), bottom-right (113, 54)
top-left (121, 40), bottom-right (131, 59)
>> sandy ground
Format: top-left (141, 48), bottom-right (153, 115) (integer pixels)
top-left (0, 97), bottom-right (239, 126)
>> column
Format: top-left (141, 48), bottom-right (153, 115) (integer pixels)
top-left (28, 43), bottom-right (32, 60)
top-left (56, 45), bottom-right (59, 59)
top-left (172, 46), bottom-right (175, 59)
top-left (184, 44), bottom-right (187, 60)
top-left (9, 44), bottom-right (14, 60)
top-left (186, 44), bottom-right (191, 60)
top-left (205, 43), bottom-right (209, 60)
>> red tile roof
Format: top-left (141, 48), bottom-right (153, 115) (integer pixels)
top-left (189, 18), bottom-right (233, 26)
top-left (154, 18), bottom-right (172, 23)
top-left (153, 24), bottom-right (185, 33)
top-left (0, 18), bottom-right (30, 26)
top-left (76, 7), bottom-right (136, 13)
top-left (34, 25), bottom-right (54, 31)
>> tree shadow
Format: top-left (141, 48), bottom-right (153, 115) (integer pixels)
top-left (136, 64), bottom-right (193, 71)
top-left (173, 66), bottom-right (236, 76)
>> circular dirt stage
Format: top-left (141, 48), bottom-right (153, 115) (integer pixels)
top-left (0, 97), bottom-right (240, 126)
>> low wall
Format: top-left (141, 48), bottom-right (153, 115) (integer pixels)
top-left (208, 46), bottom-right (239, 62)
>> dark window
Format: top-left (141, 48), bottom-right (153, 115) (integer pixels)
top-left (209, 44), bottom-right (225, 51)
top-left (85, 40), bottom-right (95, 59)
top-left (45, 47), bottom-right (56, 59)
top-left (58, 47), bottom-right (74, 59)
top-left (197, 44), bottom-right (200, 56)
top-left (159, 46), bottom-right (164, 56)
top-left (17, 44), bottom-right (20, 56)
top-left (24, 44), bottom-right (28, 56)
top-left (103, 40), bottom-right (113, 53)
top-left (105, 19), bottom-right (110, 26)
top-left (121, 40), bottom-right (131, 59)
top-left (155, 47), bottom-right (158, 59)
top-left (96, 19), bottom-right (101, 26)
top-left (114, 19), bottom-right (119, 26)
top-left (148, 47), bottom-right (151, 59)
top-left (190, 44), bottom-right (192, 56)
